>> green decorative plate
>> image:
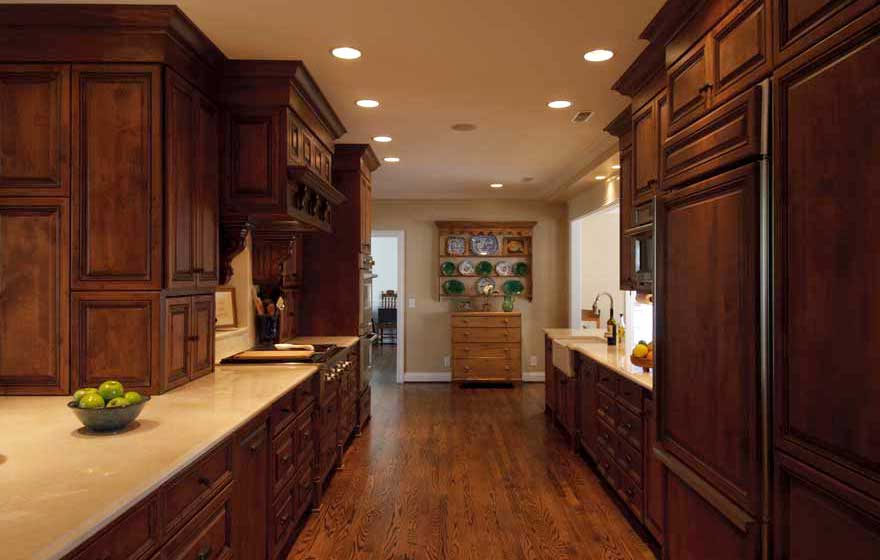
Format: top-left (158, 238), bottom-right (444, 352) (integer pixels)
top-left (443, 279), bottom-right (465, 295)
top-left (502, 279), bottom-right (525, 296)
top-left (440, 261), bottom-right (456, 276)
top-left (513, 262), bottom-right (529, 276)
top-left (475, 260), bottom-right (494, 277)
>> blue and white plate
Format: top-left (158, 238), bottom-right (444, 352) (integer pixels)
top-left (470, 235), bottom-right (500, 256)
top-left (458, 260), bottom-right (476, 276)
top-left (495, 261), bottom-right (512, 276)
top-left (476, 277), bottom-right (496, 294)
top-left (446, 236), bottom-right (467, 256)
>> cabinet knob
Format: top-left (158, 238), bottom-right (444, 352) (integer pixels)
top-left (698, 83), bottom-right (713, 94)
top-left (197, 546), bottom-right (213, 560)
top-left (198, 476), bottom-right (211, 487)
top-left (188, 335), bottom-right (199, 342)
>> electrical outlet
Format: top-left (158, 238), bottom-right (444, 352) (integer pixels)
top-left (408, 297), bottom-right (416, 309)
top-left (443, 355), bottom-right (451, 368)
top-left (529, 355), bottom-right (538, 367)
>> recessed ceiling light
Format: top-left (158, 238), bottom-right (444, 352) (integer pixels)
top-left (595, 175), bottom-right (607, 180)
top-left (584, 49), bottom-right (614, 62)
top-left (612, 164), bottom-right (621, 170)
top-left (490, 183), bottom-right (504, 189)
top-left (383, 157), bottom-right (400, 163)
top-left (548, 100), bottom-right (572, 109)
top-left (356, 99), bottom-right (380, 108)
top-left (372, 136), bottom-right (392, 143)
top-left (331, 47), bottom-right (362, 60)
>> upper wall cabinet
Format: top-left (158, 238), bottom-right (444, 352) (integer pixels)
top-left (71, 65), bottom-right (163, 290)
top-left (0, 65), bottom-right (70, 196)
top-left (668, 0), bottom-right (772, 135)
top-left (773, 0), bottom-right (877, 63)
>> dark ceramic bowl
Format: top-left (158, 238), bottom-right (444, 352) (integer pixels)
top-left (67, 396), bottom-right (150, 432)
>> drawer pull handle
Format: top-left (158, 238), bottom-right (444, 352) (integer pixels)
top-left (625, 489), bottom-right (634, 498)
top-left (197, 546), bottom-right (213, 560)
top-left (623, 423), bottom-right (632, 430)
top-left (249, 441), bottom-right (262, 453)
top-left (282, 454), bottom-right (290, 463)
top-left (188, 336), bottom-right (199, 342)
top-left (624, 455), bottom-right (632, 463)
top-left (282, 407), bottom-right (293, 413)
top-left (198, 476), bottom-right (211, 487)
top-left (698, 83), bottom-right (713, 94)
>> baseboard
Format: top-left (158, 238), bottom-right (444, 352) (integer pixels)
top-left (404, 371), bottom-right (545, 383)
top-left (404, 371), bottom-right (452, 383)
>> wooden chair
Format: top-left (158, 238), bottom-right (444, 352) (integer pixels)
top-left (377, 290), bottom-right (398, 345)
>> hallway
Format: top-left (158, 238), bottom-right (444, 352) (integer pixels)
top-left (289, 345), bottom-right (655, 560)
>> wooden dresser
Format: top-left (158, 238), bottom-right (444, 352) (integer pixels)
top-left (451, 312), bottom-right (522, 383)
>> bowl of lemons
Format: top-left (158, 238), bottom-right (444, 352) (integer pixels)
top-left (68, 380), bottom-right (150, 432)
top-left (630, 341), bottom-right (654, 372)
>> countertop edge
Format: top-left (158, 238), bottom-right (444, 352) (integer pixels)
top-left (569, 344), bottom-right (653, 391)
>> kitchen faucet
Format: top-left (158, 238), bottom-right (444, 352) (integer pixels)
top-left (592, 292), bottom-right (615, 323)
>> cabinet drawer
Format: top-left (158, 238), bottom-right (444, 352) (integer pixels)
top-left (270, 391), bottom-right (297, 436)
top-left (159, 484), bottom-right (233, 560)
top-left (72, 497), bottom-right (159, 560)
top-left (597, 418), bottom-right (618, 458)
top-left (269, 482), bottom-right (294, 559)
top-left (597, 391), bottom-right (619, 429)
top-left (616, 438), bottom-right (643, 485)
top-left (452, 328), bottom-right (520, 343)
top-left (452, 315), bottom-right (521, 329)
top-left (453, 357), bottom-right (516, 378)
top-left (617, 470), bottom-right (645, 519)
top-left (293, 377), bottom-right (315, 415)
top-left (320, 394), bottom-right (339, 440)
top-left (293, 407), bottom-right (314, 471)
top-left (632, 200), bottom-right (653, 227)
top-left (617, 377), bottom-right (644, 414)
top-left (160, 441), bottom-right (232, 536)
top-left (271, 424), bottom-right (295, 497)
top-left (596, 366), bottom-right (619, 395)
top-left (294, 463), bottom-right (314, 523)
top-left (454, 343), bottom-right (520, 360)
top-left (617, 406), bottom-right (643, 451)
top-left (596, 447), bottom-right (621, 490)
top-left (662, 85), bottom-right (762, 189)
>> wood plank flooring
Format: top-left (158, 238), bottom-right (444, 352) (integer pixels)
top-left (289, 345), bottom-right (656, 560)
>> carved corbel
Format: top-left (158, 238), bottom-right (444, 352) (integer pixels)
top-left (220, 220), bottom-right (254, 285)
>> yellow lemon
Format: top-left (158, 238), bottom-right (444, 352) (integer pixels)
top-left (633, 343), bottom-right (649, 358)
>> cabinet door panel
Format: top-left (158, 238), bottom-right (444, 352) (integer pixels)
top-left (774, 21), bottom-right (880, 499)
top-left (644, 395), bottom-right (665, 542)
top-left (0, 198), bottom-right (69, 394)
top-left (165, 72), bottom-right (196, 289)
top-left (163, 297), bottom-right (191, 392)
top-left (71, 65), bottom-right (161, 290)
top-left (191, 294), bottom-right (215, 380)
top-left (72, 292), bottom-right (160, 394)
top-left (618, 147), bottom-right (635, 290)
top-left (656, 164), bottom-right (762, 516)
top-left (774, 0), bottom-right (875, 63)
top-left (0, 65), bottom-right (69, 195)
top-left (232, 416), bottom-right (269, 560)
top-left (196, 96), bottom-right (219, 287)
top-left (632, 101), bottom-right (659, 201)
top-left (710, 0), bottom-right (772, 107)
top-left (668, 41), bottom-right (710, 134)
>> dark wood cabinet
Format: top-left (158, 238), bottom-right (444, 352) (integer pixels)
top-left (644, 394), bottom-right (665, 542)
top-left (191, 294), bottom-right (215, 379)
top-left (773, 0), bottom-right (876, 63)
top-left (632, 98), bottom-right (660, 202)
top-left (195, 95), bottom-right (220, 288)
top-left (71, 64), bottom-right (162, 291)
top-left (774, 6), bottom-right (880, 507)
top-left (656, 163), bottom-right (762, 516)
top-left (0, 198), bottom-right (69, 395)
top-left (577, 357), bottom-right (597, 459)
top-left (0, 65), bottom-right (70, 196)
top-left (232, 415), bottom-right (269, 560)
top-left (618, 147), bottom-right (636, 291)
top-left (162, 294), bottom-right (216, 392)
top-left (668, 40), bottom-right (711, 134)
top-left (544, 335), bottom-right (557, 413)
top-left (71, 292), bottom-right (161, 394)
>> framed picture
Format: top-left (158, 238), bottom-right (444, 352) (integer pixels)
top-left (215, 288), bottom-right (238, 329)
top-left (505, 237), bottom-right (528, 255)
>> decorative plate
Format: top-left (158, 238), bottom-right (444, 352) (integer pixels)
top-left (446, 236), bottom-right (467, 256)
top-left (476, 277), bottom-right (496, 294)
top-left (443, 279), bottom-right (465, 295)
top-left (506, 238), bottom-right (526, 254)
top-left (458, 260), bottom-right (475, 276)
top-left (475, 261), bottom-right (494, 277)
top-left (470, 235), bottom-right (500, 256)
top-left (502, 279), bottom-right (525, 296)
top-left (440, 261), bottom-right (456, 276)
top-left (495, 261), bottom-right (512, 276)
top-left (513, 262), bottom-right (529, 276)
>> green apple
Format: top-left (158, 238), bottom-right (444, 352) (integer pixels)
top-left (72, 388), bottom-right (98, 403)
top-left (79, 393), bottom-right (105, 409)
top-left (123, 391), bottom-right (144, 405)
top-left (98, 380), bottom-right (124, 402)
top-left (107, 397), bottom-right (131, 408)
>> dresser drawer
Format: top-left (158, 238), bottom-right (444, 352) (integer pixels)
top-left (617, 377), bottom-right (644, 413)
top-left (452, 328), bottom-right (520, 343)
top-left (616, 438), bottom-right (643, 485)
top-left (453, 343), bottom-right (520, 360)
top-left (271, 424), bottom-right (295, 498)
top-left (597, 418), bottom-right (618, 458)
top-left (597, 390), bottom-right (619, 429)
top-left (159, 484), bottom-right (233, 560)
top-left (453, 357), bottom-right (516, 378)
top-left (596, 366), bottom-right (619, 395)
top-left (160, 440), bottom-right (232, 536)
top-left (616, 405), bottom-right (643, 451)
top-left (452, 315), bottom-right (521, 329)
top-left (72, 497), bottom-right (159, 560)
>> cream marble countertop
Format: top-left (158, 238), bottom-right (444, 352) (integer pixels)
top-left (543, 327), bottom-right (606, 340)
top-left (544, 327), bottom-right (653, 391)
top-left (290, 335), bottom-right (360, 348)
top-left (0, 362), bottom-right (318, 560)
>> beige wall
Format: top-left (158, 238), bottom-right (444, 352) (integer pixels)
top-left (567, 177), bottom-right (620, 221)
top-left (372, 199), bottom-right (569, 378)
top-left (215, 233), bottom-right (257, 361)
top-left (577, 204), bottom-right (626, 327)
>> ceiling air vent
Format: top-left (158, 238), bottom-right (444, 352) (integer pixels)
top-left (571, 111), bottom-right (593, 124)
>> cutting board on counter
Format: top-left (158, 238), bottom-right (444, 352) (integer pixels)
top-left (233, 350), bottom-right (315, 361)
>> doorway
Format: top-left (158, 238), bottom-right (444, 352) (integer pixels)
top-left (569, 203), bottom-right (625, 330)
top-left (370, 230), bottom-right (405, 384)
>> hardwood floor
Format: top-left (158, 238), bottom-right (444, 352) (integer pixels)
top-left (290, 345), bottom-right (656, 560)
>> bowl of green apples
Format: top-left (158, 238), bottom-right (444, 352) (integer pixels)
top-left (68, 380), bottom-right (150, 432)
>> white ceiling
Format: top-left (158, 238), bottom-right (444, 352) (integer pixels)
top-left (24, 0), bottom-right (664, 199)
